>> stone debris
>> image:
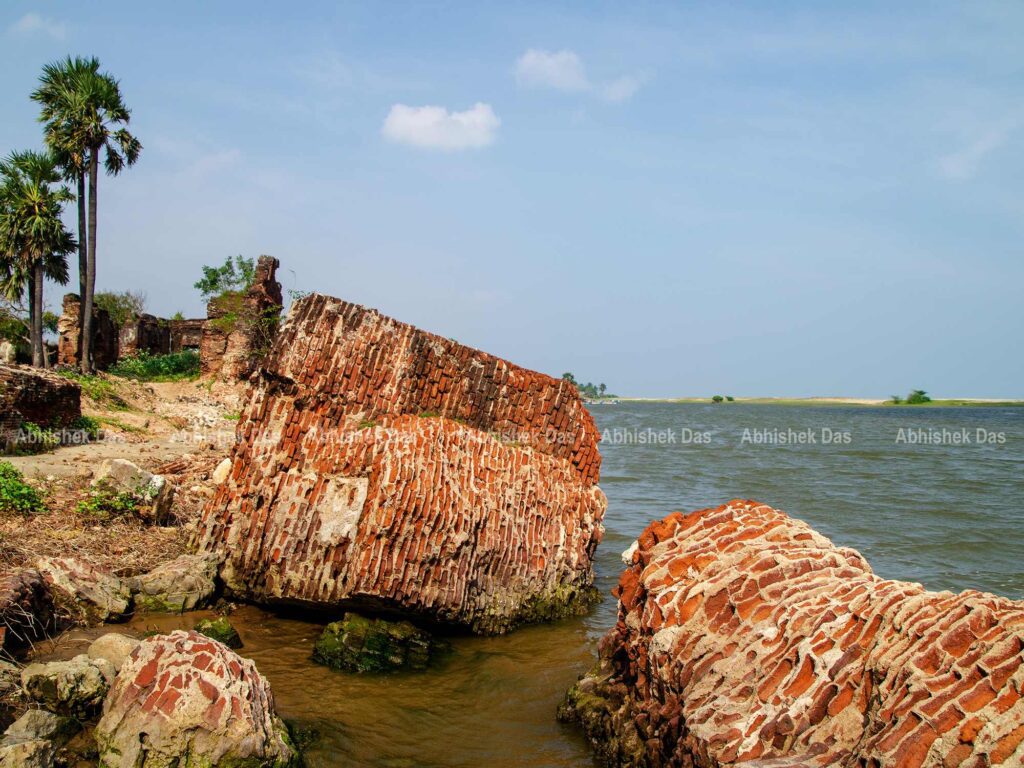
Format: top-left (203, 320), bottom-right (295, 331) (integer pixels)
top-left (87, 633), bottom-right (142, 672)
top-left (313, 612), bottom-right (444, 673)
top-left (35, 558), bottom-right (131, 625)
top-left (0, 737), bottom-right (55, 768)
top-left (96, 630), bottom-right (297, 768)
top-left (195, 293), bottom-right (606, 634)
top-left (1, 710), bottom-right (79, 749)
top-left (21, 655), bottom-right (114, 718)
top-left (127, 553), bottom-right (220, 614)
top-left (560, 500), bottom-right (1024, 768)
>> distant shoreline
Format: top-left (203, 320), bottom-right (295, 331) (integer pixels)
top-left (587, 397), bottom-right (1024, 407)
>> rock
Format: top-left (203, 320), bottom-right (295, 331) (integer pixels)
top-left (195, 294), bottom-right (606, 634)
top-left (128, 553), bottom-right (219, 613)
top-left (210, 457), bottom-right (231, 485)
top-left (0, 365), bottom-right (81, 452)
top-left (560, 500), bottom-right (1024, 768)
top-left (0, 570), bottom-right (56, 652)
top-left (312, 613), bottom-right (446, 673)
top-left (21, 655), bottom-right (113, 717)
top-left (0, 663), bottom-right (18, 698)
top-left (0, 738), bottom-right (55, 768)
top-left (193, 617), bottom-right (241, 649)
top-left (35, 557), bottom-right (130, 624)
top-left (1, 710), bottom-right (79, 747)
top-left (96, 630), bottom-right (297, 768)
top-left (92, 459), bottom-right (175, 524)
top-left (0, 342), bottom-right (14, 366)
top-left (87, 633), bottom-right (141, 672)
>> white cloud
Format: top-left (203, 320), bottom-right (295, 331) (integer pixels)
top-left (515, 49), bottom-right (589, 92)
top-left (937, 124), bottom-right (1015, 181)
top-left (9, 13), bottom-right (66, 39)
top-left (514, 48), bottom-right (645, 103)
top-left (381, 103), bottom-right (500, 151)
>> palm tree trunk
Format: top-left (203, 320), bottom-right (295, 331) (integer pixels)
top-left (31, 261), bottom-right (44, 368)
top-left (82, 148), bottom-right (99, 374)
top-left (77, 170), bottom-right (87, 357)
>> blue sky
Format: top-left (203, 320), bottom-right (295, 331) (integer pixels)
top-left (2, 2), bottom-right (1022, 397)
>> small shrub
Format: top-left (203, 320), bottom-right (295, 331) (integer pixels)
top-left (19, 422), bottom-right (60, 453)
top-left (725, 396), bottom-right (735, 402)
top-left (905, 389), bottom-right (932, 405)
top-left (69, 415), bottom-right (101, 440)
top-left (711, 395), bottom-right (724, 403)
top-left (108, 350), bottom-right (200, 382)
top-left (75, 481), bottom-right (140, 522)
top-left (0, 461), bottom-right (46, 515)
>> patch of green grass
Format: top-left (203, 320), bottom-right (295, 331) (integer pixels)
top-left (358, 419), bottom-right (377, 430)
top-left (69, 415), bottom-right (101, 440)
top-left (224, 411), bottom-right (241, 422)
top-left (55, 369), bottom-right (130, 410)
top-left (75, 481), bottom-right (140, 522)
top-left (108, 350), bottom-right (200, 382)
top-left (96, 416), bottom-right (146, 435)
top-left (0, 461), bottom-right (46, 515)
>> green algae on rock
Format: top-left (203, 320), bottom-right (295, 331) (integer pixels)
top-left (312, 613), bottom-right (447, 674)
top-left (194, 617), bottom-right (242, 649)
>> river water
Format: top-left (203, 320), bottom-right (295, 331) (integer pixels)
top-left (49, 404), bottom-right (1024, 767)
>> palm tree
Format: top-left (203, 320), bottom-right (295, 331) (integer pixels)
top-left (32, 57), bottom-right (141, 373)
top-left (32, 57), bottom-right (97, 361)
top-left (0, 151), bottom-right (74, 367)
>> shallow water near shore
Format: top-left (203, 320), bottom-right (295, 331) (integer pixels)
top-left (41, 404), bottom-right (1024, 767)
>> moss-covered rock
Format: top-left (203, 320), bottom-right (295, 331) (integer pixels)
top-left (194, 617), bottom-right (242, 649)
top-left (312, 613), bottom-right (447, 673)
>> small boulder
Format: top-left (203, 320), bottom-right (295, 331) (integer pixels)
top-left (92, 459), bottom-right (175, 523)
top-left (0, 738), bottom-right (54, 768)
top-left (96, 631), bottom-right (297, 768)
top-left (211, 458), bottom-right (232, 485)
top-left (194, 617), bottom-right (241, 649)
top-left (0, 662), bottom-right (19, 698)
top-left (35, 557), bottom-right (130, 624)
top-left (312, 613), bottom-right (446, 673)
top-left (87, 633), bottom-right (140, 672)
top-left (21, 655), bottom-right (114, 717)
top-left (128, 553), bottom-right (219, 613)
top-left (1, 710), bottom-right (79, 747)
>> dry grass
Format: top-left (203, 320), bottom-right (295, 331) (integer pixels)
top-left (0, 476), bottom-right (189, 578)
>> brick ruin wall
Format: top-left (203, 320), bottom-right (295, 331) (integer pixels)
top-left (200, 255), bottom-right (283, 381)
top-left (56, 294), bottom-right (119, 370)
top-left (561, 500), bottom-right (1024, 767)
top-left (195, 294), bottom-right (607, 633)
top-left (118, 314), bottom-right (171, 358)
top-left (0, 364), bottom-right (82, 449)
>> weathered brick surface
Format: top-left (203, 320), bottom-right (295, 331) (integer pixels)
top-left (168, 318), bottom-right (204, 353)
top-left (0, 569), bottom-right (55, 652)
top-left (96, 630), bottom-right (295, 768)
top-left (118, 314), bottom-right (171, 357)
top-left (200, 255), bottom-right (282, 381)
top-left (0, 364), bottom-right (81, 449)
top-left (561, 500), bottom-right (1024, 768)
top-left (56, 293), bottom-right (118, 370)
top-left (195, 294), bottom-right (606, 633)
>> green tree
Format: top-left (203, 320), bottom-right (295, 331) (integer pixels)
top-left (561, 372), bottom-right (577, 386)
top-left (194, 255), bottom-right (256, 301)
top-left (33, 57), bottom-right (141, 373)
top-left (905, 389), bottom-right (931, 405)
top-left (0, 151), bottom-right (74, 366)
top-left (94, 289), bottom-right (145, 326)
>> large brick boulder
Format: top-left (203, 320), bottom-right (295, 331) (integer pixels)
top-left (195, 294), bottom-right (606, 633)
top-left (560, 500), bottom-right (1024, 767)
top-left (96, 631), bottom-right (297, 768)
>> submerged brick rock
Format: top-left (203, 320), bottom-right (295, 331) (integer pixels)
top-left (96, 630), bottom-right (297, 768)
top-left (195, 294), bottom-right (606, 634)
top-left (560, 500), bottom-right (1024, 768)
top-left (313, 612), bottom-right (444, 673)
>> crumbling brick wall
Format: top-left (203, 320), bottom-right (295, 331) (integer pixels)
top-left (118, 314), bottom-right (170, 358)
top-left (56, 294), bottom-right (118, 370)
top-left (561, 500), bottom-right (1024, 767)
top-left (195, 294), bottom-right (606, 633)
top-left (200, 255), bottom-right (282, 380)
top-left (168, 318), bottom-right (205, 353)
top-left (0, 363), bottom-right (82, 450)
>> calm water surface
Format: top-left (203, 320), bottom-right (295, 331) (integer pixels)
top-left (48, 404), bottom-right (1024, 767)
